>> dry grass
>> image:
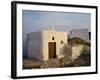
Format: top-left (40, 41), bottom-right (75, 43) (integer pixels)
top-left (23, 56), bottom-right (73, 69)
top-left (23, 37), bottom-right (91, 69)
top-left (23, 53), bottom-right (90, 69)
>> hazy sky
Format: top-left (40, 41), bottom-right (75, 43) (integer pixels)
top-left (22, 10), bottom-right (91, 55)
top-left (22, 10), bottom-right (90, 34)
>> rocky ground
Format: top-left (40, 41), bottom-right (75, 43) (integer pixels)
top-left (23, 37), bottom-right (91, 69)
top-left (23, 56), bottom-right (72, 69)
top-left (23, 53), bottom-right (90, 69)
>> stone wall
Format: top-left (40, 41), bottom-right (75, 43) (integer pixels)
top-left (72, 45), bottom-right (84, 59)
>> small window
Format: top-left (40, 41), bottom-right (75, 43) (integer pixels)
top-left (61, 40), bottom-right (64, 44)
top-left (52, 37), bottom-right (54, 40)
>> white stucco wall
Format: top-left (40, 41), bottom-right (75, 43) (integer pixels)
top-left (42, 30), bottom-right (68, 60)
top-left (27, 31), bottom-right (43, 60)
top-left (27, 30), bottom-right (68, 61)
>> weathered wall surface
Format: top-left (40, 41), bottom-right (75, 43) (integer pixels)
top-left (27, 31), bottom-right (43, 60)
top-left (72, 45), bottom-right (84, 59)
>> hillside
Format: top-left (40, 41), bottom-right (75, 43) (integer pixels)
top-left (23, 37), bottom-right (91, 69)
top-left (68, 37), bottom-right (90, 46)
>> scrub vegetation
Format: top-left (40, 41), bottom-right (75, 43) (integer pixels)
top-left (23, 37), bottom-right (91, 69)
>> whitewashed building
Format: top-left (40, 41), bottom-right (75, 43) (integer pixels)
top-left (27, 28), bottom-right (68, 61)
top-left (70, 29), bottom-right (90, 42)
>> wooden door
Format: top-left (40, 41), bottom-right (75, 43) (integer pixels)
top-left (48, 42), bottom-right (56, 59)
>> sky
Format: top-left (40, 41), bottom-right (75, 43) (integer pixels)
top-left (22, 10), bottom-right (91, 56)
top-left (22, 10), bottom-right (90, 34)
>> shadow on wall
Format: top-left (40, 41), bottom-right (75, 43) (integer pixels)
top-left (23, 39), bottom-right (28, 58)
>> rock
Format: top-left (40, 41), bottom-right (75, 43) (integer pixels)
top-left (72, 45), bottom-right (84, 59)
